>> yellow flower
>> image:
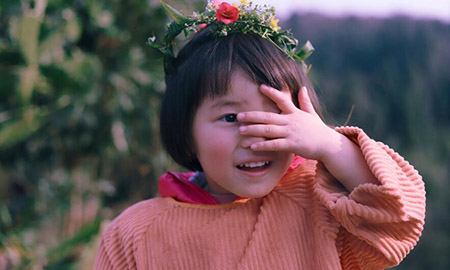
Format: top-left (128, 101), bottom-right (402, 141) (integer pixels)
top-left (239, 0), bottom-right (248, 5)
top-left (232, 1), bottom-right (241, 11)
top-left (270, 17), bottom-right (281, 31)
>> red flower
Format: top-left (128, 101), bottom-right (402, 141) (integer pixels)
top-left (215, 2), bottom-right (239, 24)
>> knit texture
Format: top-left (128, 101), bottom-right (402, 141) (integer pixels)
top-left (94, 127), bottom-right (426, 270)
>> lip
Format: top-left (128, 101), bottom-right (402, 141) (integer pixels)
top-left (235, 161), bottom-right (272, 179)
top-left (235, 156), bottom-right (273, 166)
top-left (236, 160), bottom-right (270, 168)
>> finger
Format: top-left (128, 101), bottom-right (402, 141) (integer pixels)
top-left (260, 85), bottom-right (297, 113)
top-left (240, 136), bottom-right (266, 149)
top-left (239, 124), bottom-right (288, 139)
top-left (298, 86), bottom-right (318, 116)
top-left (250, 138), bottom-right (290, 152)
top-left (237, 111), bottom-right (287, 125)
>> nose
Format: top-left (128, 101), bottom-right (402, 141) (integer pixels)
top-left (240, 136), bottom-right (266, 149)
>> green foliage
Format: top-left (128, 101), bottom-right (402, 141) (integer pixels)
top-left (0, 0), bottom-right (183, 268)
top-left (46, 220), bottom-right (101, 267)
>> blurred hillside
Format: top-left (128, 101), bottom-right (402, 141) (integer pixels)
top-left (0, 1), bottom-right (449, 269)
top-left (286, 14), bottom-right (450, 270)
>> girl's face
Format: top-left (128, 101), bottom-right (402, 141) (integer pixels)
top-left (192, 70), bottom-right (294, 198)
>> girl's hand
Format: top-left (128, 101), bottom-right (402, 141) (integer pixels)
top-left (237, 85), bottom-right (340, 161)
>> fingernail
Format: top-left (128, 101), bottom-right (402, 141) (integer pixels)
top-left (239, 126), bottom-right (246, 132)
top-left (237, 113), bottom-right (245, 120)
top-left (302, 86), bottom-right (307, 93)
top-left (251, 144), bottom-right (258, 150)
top-left (260, 84), bottom-right (270, 90)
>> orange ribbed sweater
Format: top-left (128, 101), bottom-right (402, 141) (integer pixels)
top-left (94, 127), bottom-right (426, 270)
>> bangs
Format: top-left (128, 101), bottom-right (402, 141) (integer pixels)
top-left (191, 33), bottom-right (303, 107)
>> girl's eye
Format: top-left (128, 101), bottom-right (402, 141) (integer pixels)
top-left (220, 114), bottom-right (238, 123)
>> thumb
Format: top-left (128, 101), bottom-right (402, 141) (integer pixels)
top-left (298, 86), bottom-right (318, 116)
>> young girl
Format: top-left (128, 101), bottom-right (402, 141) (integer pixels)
top-left (94, 1), bottom-right (425, 269)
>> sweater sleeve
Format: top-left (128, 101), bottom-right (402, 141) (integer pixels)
top-left (94, 236), bottom-right (117, 270)
top-left (314, 126), bottom-right (426, 270)
top-left (93, 198), bottom-right (173, 270)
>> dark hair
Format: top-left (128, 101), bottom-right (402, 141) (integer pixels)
top-left (160, 32), bottom-right (323, 171)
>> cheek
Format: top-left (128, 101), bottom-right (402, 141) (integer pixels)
top-left (194, 126), bottom-right (236, 165)
top-left (199, 131), bottom-right (233, 158)
top-left (274, 153), bottom-right (294, 174)
top-left (282, 153), bottom-right (294, 168)
top-left (201, 144), bottom-right (228, 169)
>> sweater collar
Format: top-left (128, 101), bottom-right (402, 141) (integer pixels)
top-left (158, 155), bottom-right (305, 205)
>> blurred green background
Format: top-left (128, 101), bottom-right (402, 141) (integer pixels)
top-left (0, 0), bottom-right (448, 269)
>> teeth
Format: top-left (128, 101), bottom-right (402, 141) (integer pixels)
top-left (238, 161), bottom-right (269, 168)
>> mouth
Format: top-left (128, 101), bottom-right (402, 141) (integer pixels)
top-left (236, 161), bottom-right (271, 171)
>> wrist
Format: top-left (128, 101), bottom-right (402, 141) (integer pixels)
top-left (318, 127), bottom-right (343, 163)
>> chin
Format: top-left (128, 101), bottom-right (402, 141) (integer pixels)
top-left (237, 187), bottom-right (274, 199)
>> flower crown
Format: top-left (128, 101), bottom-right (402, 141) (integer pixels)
top-left (148, 0), bottom-right (314, 73)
